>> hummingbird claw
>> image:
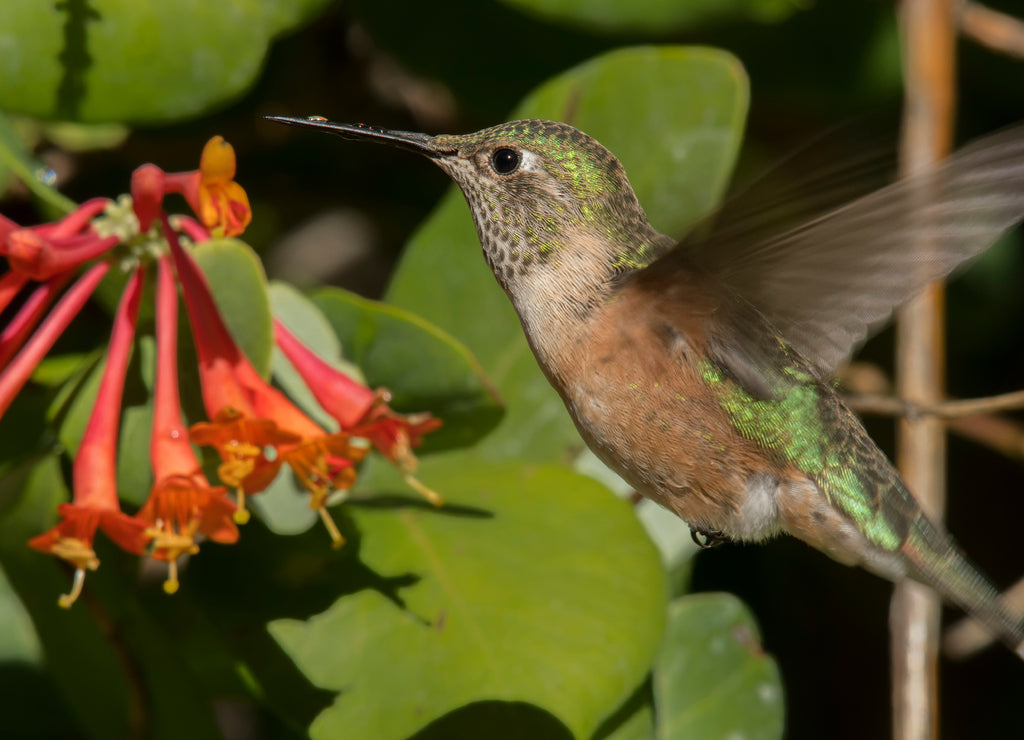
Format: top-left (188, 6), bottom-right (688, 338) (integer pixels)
top-left (689, 525), bottom-right (730, 549)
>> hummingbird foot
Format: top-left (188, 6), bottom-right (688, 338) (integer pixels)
top-left (689, 525), bottom-right (730, 549)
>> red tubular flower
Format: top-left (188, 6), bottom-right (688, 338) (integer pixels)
top-left (27, 268), bottom-right (149, 607)
top-left (130, 163), bottom-right (166, 233)
top-left (170, 215), bottom-right (211, 243)
top-left (137, 256), bottom-right (238, 594)
top-left (0, 262), bottom-right (110, 420)
top-left (0, 271), bottom-right (30, 316)
top-left (0, 213), bottom-right (18, 243)
top-left (0, 274), bottom-right (72, 370)
top-left (0, 198), bottom-right (118, 282)
top-left (3, 229), bottom-right (119, 281)
top-left (273, 319), bottom-right (376, 427)
top-left (167, 228), bottom-right (294, 519)
top-left (164, 136), bottom-right (251, 238)
top-left (274, 319), bottom-right (443, 505)
top-left (167, 225), bottom-right (361, 544)
top-left (34, 197), bottom-right (109, 239)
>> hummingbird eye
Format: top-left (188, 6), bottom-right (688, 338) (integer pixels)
top-left (490, 147), bottom-right (521, 175)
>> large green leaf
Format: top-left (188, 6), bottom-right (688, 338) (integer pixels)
top-left (500, 0), bottom-right (801, 34)
top-left (0, 1), bottom-right (333, 123)
top-left (387, 46), bottom-right (748, 462)
top-left (654, 594), bottom-right (784, 740)
top-left (312, 285), bottom-right (504, 451)
top-left (270, 456), bottom-right (667, 740)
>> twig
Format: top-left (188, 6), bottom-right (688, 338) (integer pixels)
top-left (843, 389), bottom-right (1024, 420)
top-left (947, 414), bottom-right (1024, 463)
top-left (893, 1), bottom-right (956, 739)
top-left (960, 2), bottom-right (1024, 60)
top-left (840, 362), bottom-right (1024, 461)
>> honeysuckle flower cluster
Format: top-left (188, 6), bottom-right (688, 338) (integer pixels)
top-left (0, 136), bottom-right (441, 606)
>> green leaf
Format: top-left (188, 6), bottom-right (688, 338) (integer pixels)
top-left (592, 680), bottom-right (655, 740)
top-left (55, 349), bottom-right (104, 457)
top-left (499, 0), bottom-right (803, 34)
top-left (653, 594), bottom-right (784, 740)
top-left (387, 46), bottom-right (748, 462)
top-left (194, 238), bottom-right (274, 377)
top-left (116, 401), bottom-right (153, 507)
top-left (0, 565), bottom-right (42, 664)
top-left (270, 456), bottom-right (667, 740)
top-left (311, 286), bottom-right (504, 451)
top-left (42, 121), bottom-right (129, 151)
top-left (0, 0), bottom-right (334, 123)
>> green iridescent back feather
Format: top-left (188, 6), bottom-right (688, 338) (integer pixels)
top-left (697, 339), bottom-right (915, 552)
top-left (697, 318), bottom-right (1024, 649)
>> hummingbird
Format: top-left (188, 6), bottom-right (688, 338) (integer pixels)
top-left (268, 114), bottom-right (1024, 657)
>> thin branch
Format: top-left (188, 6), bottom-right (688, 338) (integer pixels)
top-left (946, 414), bottom-right (1024, 463)
top-left (924, 390), bottom-right (1024, 418)
top-left (843, 388), bottom-right (1024, 420)
top-left (840, 362), bottom-right (1024, 462)
top-left (960, 2), bottom-right (1024, 60)
top-left (893, 1), bottom-right (956, 738)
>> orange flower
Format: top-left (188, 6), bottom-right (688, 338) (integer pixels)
top-left (280, 433), bottom-right (369, 547)
top-left (190, 409), bottom-right (300, 523)
top-left (164, 136), bottom-right (251, 238)
top-left (29, 504), bottom-right (149, 607)
top-left (139, 475), bottom-right (238, 593)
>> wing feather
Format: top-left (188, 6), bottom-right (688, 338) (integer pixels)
top-left (681, 124), bottom-right (1024, 375)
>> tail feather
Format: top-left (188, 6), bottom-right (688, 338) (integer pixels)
top-left (901, 515), bottom-right (1024, 659)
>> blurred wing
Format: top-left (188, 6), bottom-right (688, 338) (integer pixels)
top-left (688, 122), bottom-right (896, 257)
top-left (684, 124), bottom-right (1024, 376)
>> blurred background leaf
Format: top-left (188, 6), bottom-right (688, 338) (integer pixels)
top-left (0, 0), bottom-right (335, 123)
top-left (499, 0), bottom-right (803, 33)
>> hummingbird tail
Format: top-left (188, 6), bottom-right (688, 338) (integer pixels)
top-left (901, 520), bottom-right (1024, 660)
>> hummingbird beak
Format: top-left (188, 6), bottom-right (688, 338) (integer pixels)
top-left (266, 116), bottom-right (441, 158)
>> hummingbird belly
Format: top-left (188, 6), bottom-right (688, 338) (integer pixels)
top-left (553, 314), bottom-right (788, 543)
top-left (567, 369), bottom-right (907, 579)
top-left (553, 310), bottom-right (907, 579)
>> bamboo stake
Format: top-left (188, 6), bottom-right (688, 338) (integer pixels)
top-left (892, 1), bottom-right (956, 739)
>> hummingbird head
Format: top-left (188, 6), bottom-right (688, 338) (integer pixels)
top-left (268, 116), bottom-right (669, 303)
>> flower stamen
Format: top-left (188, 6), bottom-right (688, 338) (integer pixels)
top-left (58, 567), bottom-right (88, 610)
